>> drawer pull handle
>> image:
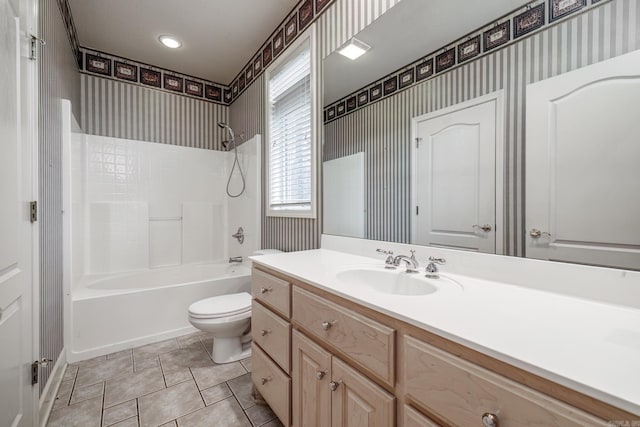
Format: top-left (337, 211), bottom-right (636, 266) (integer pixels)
top-left (481, 413), bottom-right (499, 427)
top-left (260, 377), bottom-right (272, 385)
top-left (260, 329), bottom-right (271, 336)
top-left (260, 287), bottom-right (272, 294)
top-left (321, 320), bottom-right (335, 331)
top-left (316, 371), bottom-right (326, 380)
top-left (329, 381), bottom-right (340, 391)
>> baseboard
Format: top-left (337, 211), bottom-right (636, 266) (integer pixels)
top-left (39, 349), bottom-right (67, 427)
top-left (67, 325), bottom-right (199, 364)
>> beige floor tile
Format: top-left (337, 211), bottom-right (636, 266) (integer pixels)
top-left (199, 338), bottom-right (213, 357)
top-left (76, 355), bottom-right (134, 388)
top-left (107, 349), bottom-right (133, 360)
top-left (200, 383), bottom-right (232, 406)
top-left (245, 403), bottom-right (277, 427)
top-left (138, 381), bottom-right (204, 427)
top-left (163, 368), bottom-right (193, 387)
top-left (104, 366), bottom-right (165, 408)
top-left (62, 365), bottom-right (79, 382)
top-left (110, 416), bottom-right (139, 427)
top-left (71, 355), bottom-right (107, 368)
top-left (227, 373), bottom-right (255, 409)
top-left (158, 422), bottom-right (176, 427)
top-left (70, 382), bottom-right (104, 404)
top-left (176, 397), bottom-right (251, 427)
top-left (102, 399), bottom-right (137, 426)
top-left (47, 396), bottom-right (102, 427)
top-left (53, 380), bottom-right (74, 409)
top-left (177, 333), bottom-right (202, 349)
top-left (260, 419), bottom-right (284, 427)
top-left (133, 339), bottom-right (179, 360)
top-left (240, 357), bottom-right (252, 373)
top-left (159, 346), bottom-right (213, 373)
top-left (134, 356), bottom-right (160, 372)
top-left (191, 362), bottom-right (246, 390)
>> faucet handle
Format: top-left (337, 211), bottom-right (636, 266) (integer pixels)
top-left (428, 256), bottom-right (446, 265)
top-left (410, 250), bottom-right (417, 260)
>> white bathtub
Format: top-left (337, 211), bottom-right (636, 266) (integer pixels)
top-left (68, 262), bottom-right (251, 363)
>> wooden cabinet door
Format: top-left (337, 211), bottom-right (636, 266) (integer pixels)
top-left (331, 357), bottom-right (395, 427)
top-left (292, 330), bottom-right (332, 427)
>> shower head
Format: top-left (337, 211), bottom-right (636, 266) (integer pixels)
top-left (218, 122), bottom-right (235, 143)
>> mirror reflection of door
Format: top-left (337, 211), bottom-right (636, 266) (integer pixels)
top-left (526, 50), bottom-right (640, 270)
top-left (411, 92), bottom-right (504, 254)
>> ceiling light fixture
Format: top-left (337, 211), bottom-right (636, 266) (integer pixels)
top-left (337, 37), bottom-right (370, 60)
top-left (158, 35), bottom-right (182, 49)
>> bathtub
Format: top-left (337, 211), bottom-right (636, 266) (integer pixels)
top-left (68, 262), bottom-right (251, 363)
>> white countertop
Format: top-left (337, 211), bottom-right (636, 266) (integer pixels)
top-left (251, 248), bottom-right (640, 416)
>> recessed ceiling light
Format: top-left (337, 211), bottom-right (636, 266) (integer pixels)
top-left (159, 35), bottom-right (182, 49)
top-left (337, 38), bottom-right (370, 60)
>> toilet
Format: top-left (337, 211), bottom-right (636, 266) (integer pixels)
top-left (188, 249), bottom-right (282, 363)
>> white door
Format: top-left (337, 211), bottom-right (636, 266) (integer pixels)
top-left (412, 93), bottom-right (502, 254)
top-left (526, 50), bottom-right (640, 269)
top-left (0, 0), bottom-right (36, 425)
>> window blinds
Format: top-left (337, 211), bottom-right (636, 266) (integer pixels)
top-left (268, 42), bottom-right (312, 211)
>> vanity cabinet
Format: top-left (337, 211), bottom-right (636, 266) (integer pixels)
top-left (292, 330), bottom-right (394, 427)
top-left (252, 265), bottom-right (623, 427)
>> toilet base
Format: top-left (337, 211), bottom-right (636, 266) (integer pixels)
top-left (212, 335), bottom-right (252, 364)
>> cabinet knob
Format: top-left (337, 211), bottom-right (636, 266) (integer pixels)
top-left (260, 377), bottom-right (272, 385)
top-left (321, 321), bottom-right (335, 331)
top-left (329, 381), bottom-right (340, 391)
top-left (481, 413), bottom-right (499, 427)
top-left (316, 371), bottom-right (326, 380)
top-left (260, 329), bottom-right (271, 337)
top-left (472, 224), bottom-right (493, 232)
top-left (529, 228), bottom-right (551, 239)
top-left (260, 287), bottom-right (272, 294)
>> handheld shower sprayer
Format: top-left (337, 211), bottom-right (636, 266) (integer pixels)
top-left (219, 122), bottom-right (246, 198)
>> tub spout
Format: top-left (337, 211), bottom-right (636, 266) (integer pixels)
top-left (229, 256), bottom-right (243, 263)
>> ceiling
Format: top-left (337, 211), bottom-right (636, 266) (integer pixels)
top-left (324, 0), bottom-right (528, 105)
top-left (69, 0), bottom-right (299, 84)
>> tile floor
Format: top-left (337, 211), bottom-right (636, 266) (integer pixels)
top-left (47, 332), bottom-right (283, 427)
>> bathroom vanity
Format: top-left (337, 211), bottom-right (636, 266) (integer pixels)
top-left (250, 242), bottom-right (640, 427)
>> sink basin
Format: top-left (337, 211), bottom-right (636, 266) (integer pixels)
top-left (335, 267), bottom-right (460, 296)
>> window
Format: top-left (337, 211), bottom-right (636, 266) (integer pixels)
top-left (266, 35), bottom-right (316, 218)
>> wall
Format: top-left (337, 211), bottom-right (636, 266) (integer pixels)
top-left (229, 0), bottom-right (402, 251)
top-left (324, 0), bottom-right (640, 256)
top-left (39, 0), bottom-right (81, 392)
top-left (81, 74), bottom-right (229, 150)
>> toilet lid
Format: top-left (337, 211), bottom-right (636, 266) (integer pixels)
top-left (188, 292), bottom-right (252, 318)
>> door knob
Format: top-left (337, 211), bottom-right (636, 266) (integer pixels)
top-left (260, 287), bottom-right (272, 294)
top-left (529, 228), bottom-right (551, 238)
top-left (321, 321), bottom-right (335, 331)
top-left (316, 371), bottom-right (326, 380)
top-left (260, 329), bottom-right (271, 336)
top-left (329, 381), bottom-right (340, 391)
top-left (260, 377), bottom-right (272, 385)
top-left (481, 413), bottom-right (499, 427)
top-left (472, 224), bottom-right (492, 232)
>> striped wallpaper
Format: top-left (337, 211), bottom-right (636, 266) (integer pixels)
top-left (324, 0), bottom-right (639, 256)
top-left (39, 0), bottom-right (81, 392)
top-left (81, 74), bottom-right (229, 150)
top-left (230, 0), bottom-right (402, 252)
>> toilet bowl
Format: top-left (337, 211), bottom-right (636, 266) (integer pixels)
top-left (188, 292), bottom-right (252, 363)
top-left (188, 249), bottom-right (282, 364)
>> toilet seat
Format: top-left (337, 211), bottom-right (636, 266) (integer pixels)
top-left (188, 292), bottom-right (251, 319)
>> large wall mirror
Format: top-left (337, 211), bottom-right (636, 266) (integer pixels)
top-left (321, 0), bottom-right (640, 270)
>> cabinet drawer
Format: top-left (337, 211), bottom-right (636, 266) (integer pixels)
top-left (252, 300), bottom-right (291, 373)
top-left (293, 286), bottom-right (395, 385)
top-left (252, 343), bottom-right (291, 427)
top-left (403, 336), bottom-right (606, 427)
top-left (403, 405), bottom-right (441, 427)
top-left (252, 269), bottom-right (291, 318)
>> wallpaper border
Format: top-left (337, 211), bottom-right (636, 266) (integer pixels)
top-left (323, 0), bottom-right (610, 123)
top-left (80, 47), bottom-right (230, 106)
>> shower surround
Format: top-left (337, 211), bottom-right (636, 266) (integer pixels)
top-left (63, 116), bottom-right (261, 361)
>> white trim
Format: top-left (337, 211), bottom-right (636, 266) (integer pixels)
top-left (38, 351), bottom-right (67, 427)
top-left (410, 90), bottom-right (505, 255)
top-left (264, 26), bottom-right (318, 219)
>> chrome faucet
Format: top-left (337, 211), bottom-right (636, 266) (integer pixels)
top-left (376, 249), bottom-right (396, 269)
top-left (425, 256), bottom-right (446, 278)
top-left (393, 250), bottom-right (420, 273)
top-left (229, 256), bottom-right (243, 263)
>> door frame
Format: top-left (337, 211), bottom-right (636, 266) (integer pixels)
top-left (410, 90), bottom-right (505, 255)
top-left (19, 0), bottom-right (40, 421)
